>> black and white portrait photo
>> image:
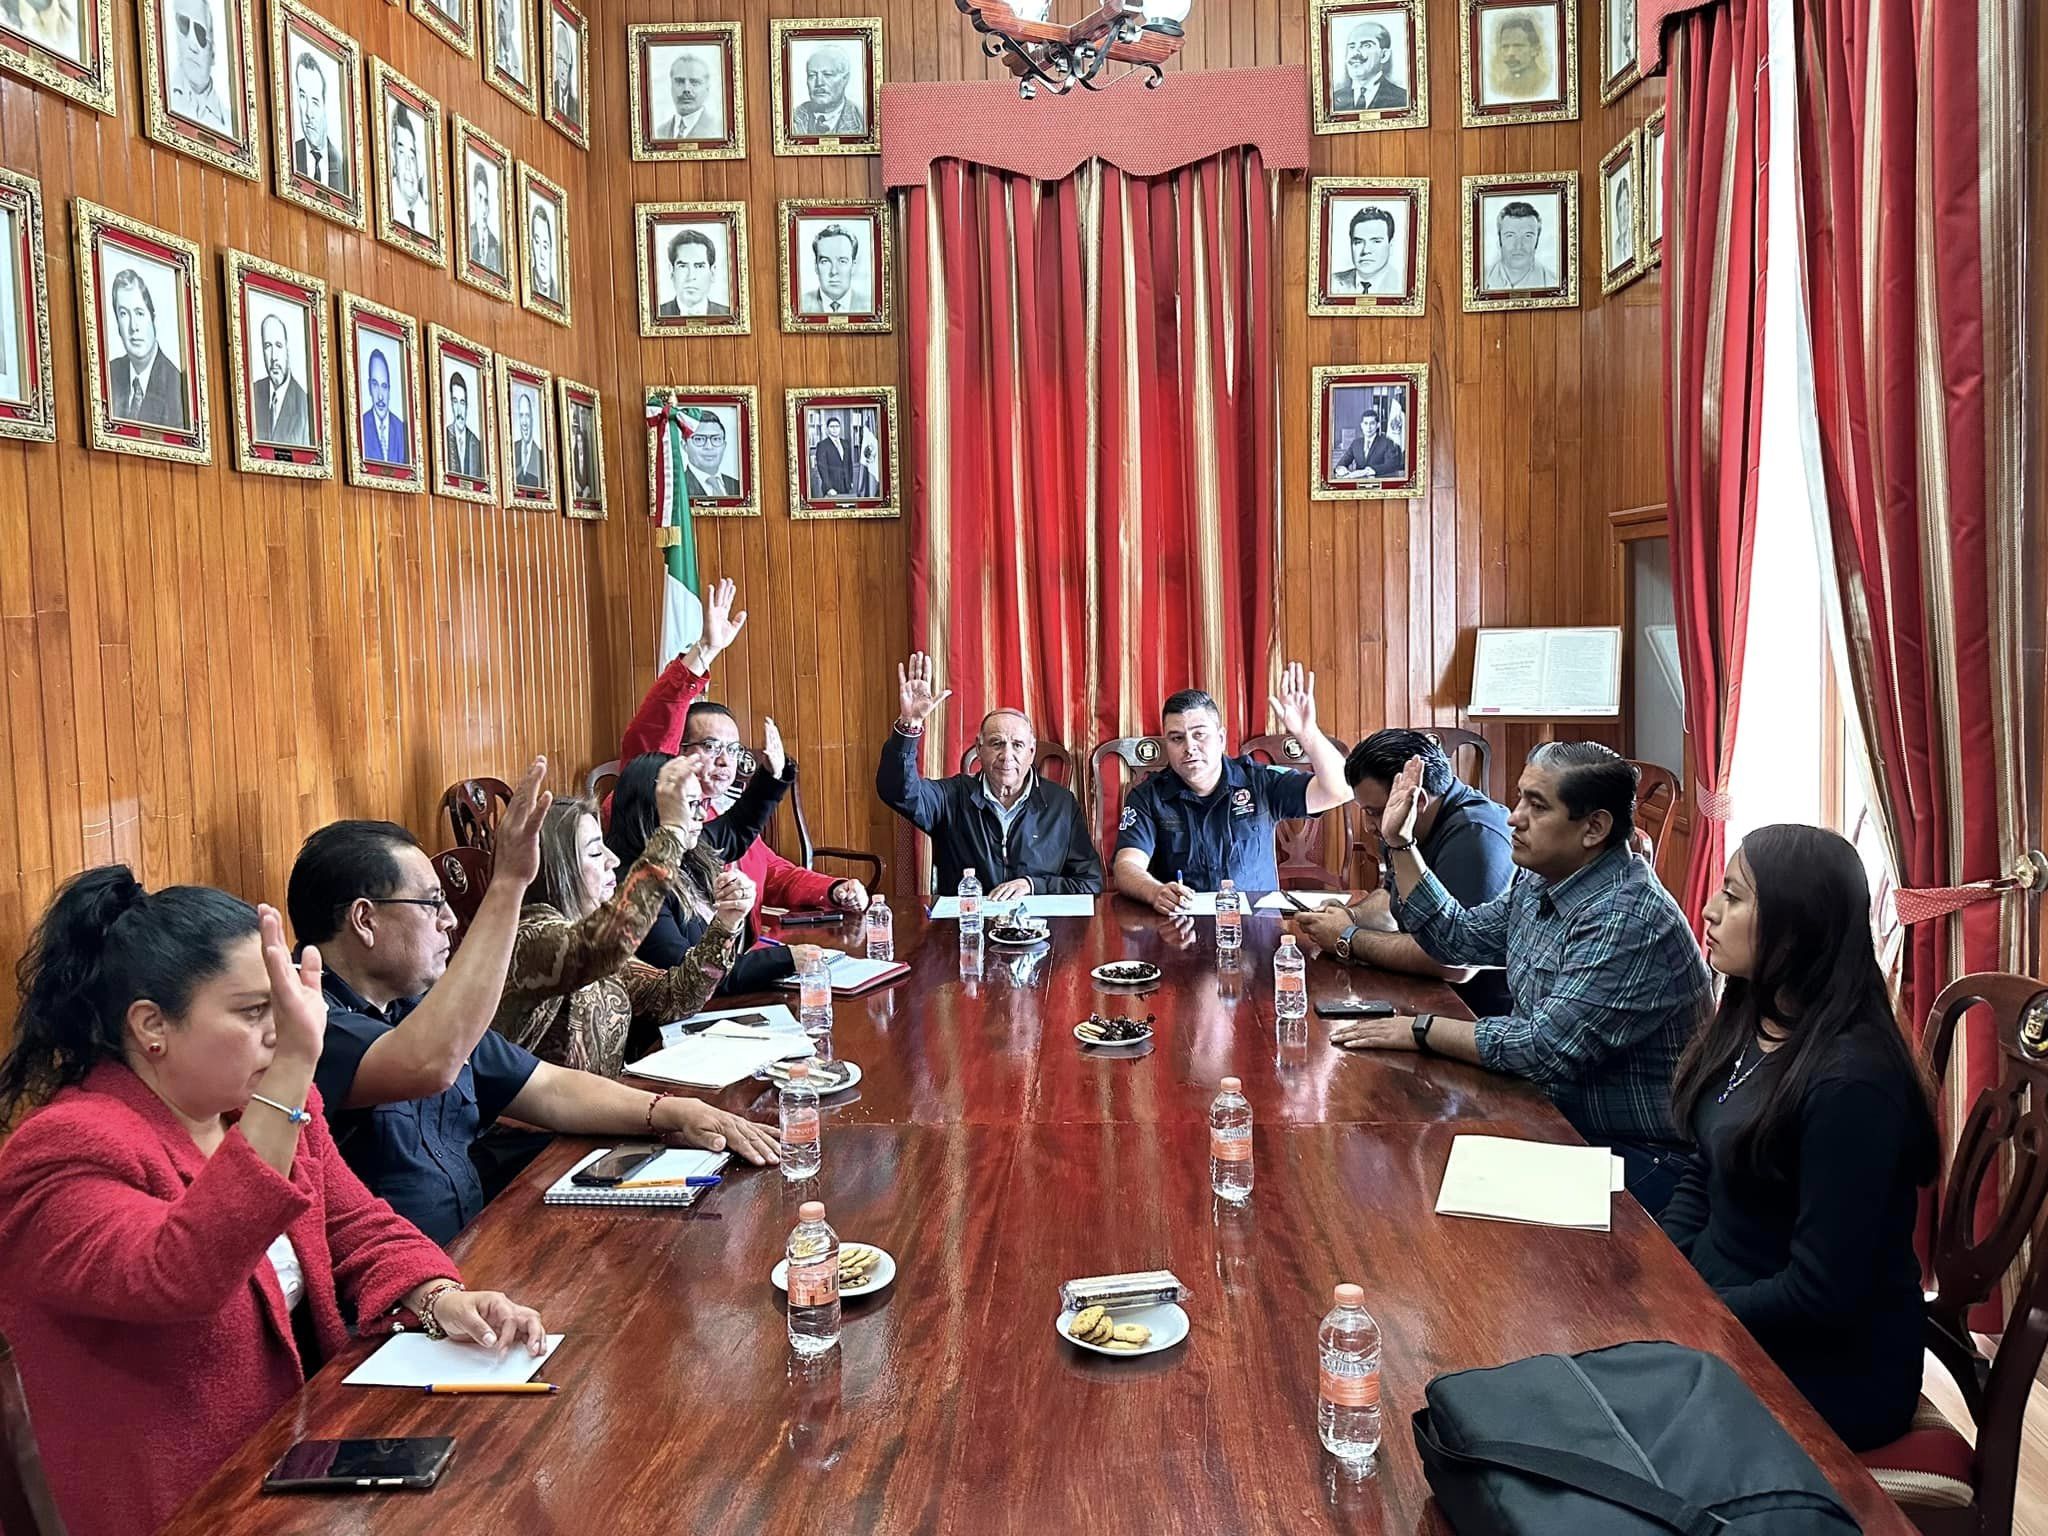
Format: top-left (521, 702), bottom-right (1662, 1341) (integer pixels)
top-left (288, 35), bottom-right (345, 191)
top-left (1331, 7), bottom-right (1408, 111)
top-left (271, 0), bottom-right (364, 227)
top-left (429, 324), bottom-right (494, 501)
top-left (483, 0), bottom-right (532, 108)
top-left (1601, 0), bottom-right (1639, 103)
top-left (442, 355), bottom-right (482, 475)
top-left (372, 62), bottom-right (443, 264)
top-left (408, 0), bottom-right (471, 60)
top-left (1311, 177), bottom-right (1427, 315)
top-left (499, 358), bottom-right (552, 505)
top-left (0, 0), bottom-right (114, 113)
top-left (1462, 0), bottom-right (1574, 125)
top-left (165, 0), bottom-right (232, 133)
top-left (1463, 172), bottom-right (1578, 310)
top-left (638, 203), bottom-right (747, 334)
top-left (541, 0), bottom-right (584, 145)
top-left (0, 202), bottom-right (19, 408)
top-left (629, 24), bottom-right (742, 159)
top-left (339, 292), bottom-right (423, 491)
top-left (509, 379), bottom-right (545, 487)
top-left (225, 250), bottom-right (331, 476)
top-left (246, 294), bottom-right (311, 446)
top-left (453, 119), bottom-right (512, 297)
top-left (386, 101), bottom-right (432, 236)
top-left (141, 0), bottom-right (258, 174)
top-left (75, 200), bottom-right (210, 461)
top-left (1311, 364), bottom-right (1427, 501)
top-left (781, 201), bottom-right (890, 331)
top-left (771, 19), bottom-right (882, 155)
top-left (559, 377), bottom-right (603, 516)
top-left (2, 0), bottom-right (89, 67)
top-left (567, 403), bottom-right (596, 495)
top-left (519, 164), bottom-right (570, 324)
top-left (0, 169), bottom-right (55, 442)
top-left (786, 385), bottom-right (898, 518)
top-left (1599, 131), bottom-right (1644, 293)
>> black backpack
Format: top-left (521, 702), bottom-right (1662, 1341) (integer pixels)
top-left (1412, 1341), bottom-right (1863, 1534)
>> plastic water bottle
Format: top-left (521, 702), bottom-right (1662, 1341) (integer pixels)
top-left (1209, 1076), bottom-right (1253, 1204)
top-left (1318, 1284), bottom-right (1383, 1466)
top-left (778, 1061), bottom-right (821, 1181)
top-left (1275, 933), bottom-right (1307, 1024)
top-left (786, 1200), bottom-right (840, 1356)
top-left (864, 895), bottom-right (894, 961)
top-left (798, 950), bottom-right (833, 1039)
top-left (958, 867), bottom-right (983, 937)
top-left (1216, 879), bottom-right (1244, 953)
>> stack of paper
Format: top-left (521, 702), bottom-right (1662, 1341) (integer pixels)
top-left (929, 893), bottom-right (1098, 919)
top-left (777, 952), bottom-right (910, 995)
top-left (344, 1332), bottom-right (565, 1388)
top-left (1253, 890), bottom-right (1355, 911)
top-left (625, 1033), bottom-right (810, 1090)
top-left (1434, 1135), bottom-right (1624, 1231)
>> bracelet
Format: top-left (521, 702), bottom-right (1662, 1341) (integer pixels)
top-left (1382, 835), bottom-right (1415, 852)
top-left (893, 718), bottom-right (925, 737)
top-left (247, 1092), bottom-right (312, 1127)
top-left (646, 1089), bottom-right (679, 1132)
top-left (1412, 1013), bottom-right (1437, 1055)
top-left (416, 1280), bottom-right (464, 1341)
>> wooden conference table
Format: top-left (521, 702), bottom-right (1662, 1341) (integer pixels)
top-left (167, 901), bottom-right (1910, 1535)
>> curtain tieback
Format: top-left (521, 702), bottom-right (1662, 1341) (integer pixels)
top-left (1693, 785), bottom-right (1733, 822)
top-left (1894, 851), bottom-right (2048, 926)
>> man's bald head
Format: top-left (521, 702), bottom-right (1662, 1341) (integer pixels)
top-left (977, 708), bottom-right (1037, 798)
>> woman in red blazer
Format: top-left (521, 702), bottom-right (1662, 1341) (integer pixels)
top-left (0, 866), bottom-right (549, 1536)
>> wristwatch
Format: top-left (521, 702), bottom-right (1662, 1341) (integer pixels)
top-left (1411, 1013), bottom-right (1436, 1055)
top-left (1335, 924), bottom-right (1361, 964)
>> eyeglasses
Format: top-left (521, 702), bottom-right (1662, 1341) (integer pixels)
top-left (176, 13), bottom-right (210, 44)
top-left (682, 739), bottom-right (744, 761)
top-left (369, 892), bottom-right (451, 913)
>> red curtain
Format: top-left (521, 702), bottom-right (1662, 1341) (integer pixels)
top-left (904, 150), bottom-right (1280, 803)
top-left (1660, 0), bottom-right (1768, 933)
top-left (1795, 0), bottom-right (2030, 1268)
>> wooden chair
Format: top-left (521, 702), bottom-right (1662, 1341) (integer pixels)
top-left (430, 847), bottom-right (491, 946)
top-left (727, 751), bottom-right (886, 892)
top-left (1087, 735), bottom-right (1170, 863)
top-left (440, 777), bottom-right (512, 854)
top-left (1344, 727), bottom-right (1494, 888)
top-left (585, 759), bottom-right (621, 802)
top-left (0, 1331), bottom-right (66, 1536)
top-left (1859, 972), bottom-right (2048, 1534)
top-left (1625, 760), bottom-right (1685, 892)
top-left (1242, 731), bottom-right (1350, 889)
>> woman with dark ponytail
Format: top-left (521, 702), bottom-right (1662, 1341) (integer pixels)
top-left (0, 867), bottom-right (550, 1536)
top-left (1661, 824), bottom-right (1938, 1450)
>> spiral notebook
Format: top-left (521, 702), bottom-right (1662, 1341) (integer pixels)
top-left (542, 1148), bottom-right (730, 1208)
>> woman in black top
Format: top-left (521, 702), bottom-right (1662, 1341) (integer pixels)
top-left (1661, 823), bottom-right (1937, 1451)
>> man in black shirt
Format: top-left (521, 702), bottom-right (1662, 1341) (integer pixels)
top-left (290, 758), bottom-right (778, 1244)
top-left (1296, 729), bottom-right (1514, 1016)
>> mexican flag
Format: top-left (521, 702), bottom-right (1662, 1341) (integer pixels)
top-left (645, 394), bottom-right (704, 667)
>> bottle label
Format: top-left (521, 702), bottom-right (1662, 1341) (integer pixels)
top-left (801, 979), bottom-right (831, 1006)
top-left (1277, 974), bottom-right (1305, 992)
top-left (788, 1257), bottom-right (837, 1307)
top-left (1210, 1131), bottom-right (1253, 1162)
top-left (1319, 1366), bottom-right (1380, 1409)
top-left (782, 1109), bottom-right (820, 1146)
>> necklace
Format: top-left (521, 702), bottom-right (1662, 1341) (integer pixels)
top-left (1718, 1041), bottom-right (1771, 1104)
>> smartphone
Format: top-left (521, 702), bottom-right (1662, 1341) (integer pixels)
top-left (1314, 999), bottom-right (1398, 1020)
top-left (570, 1144), bottom-right (660, 1187)
top-left (262, 1437), bottom-right (455, 1493)
top-left (778, 909), bottom-right (846, 927)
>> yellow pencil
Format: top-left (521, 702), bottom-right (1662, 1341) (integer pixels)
top-left (420, 1382), bottom-right (558, 1395)
top-left (615, 1175), bottom-right (723, 1190)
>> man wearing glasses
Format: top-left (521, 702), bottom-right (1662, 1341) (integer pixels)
top-left (288, 758), bottom-right (779, 1244)
top-left (877, 650), bottom-right (1102, 899)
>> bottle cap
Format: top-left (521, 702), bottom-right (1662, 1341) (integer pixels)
top-left (1220, 878), bottom-right (1235, 890)
top-left (788, 1061), bottom-right (810, 1079)
top-left (1334, 1283), bottom-right (1365, 1306)
top-left (964, 867), bottom-right (977, 878)
top-left (1221, 1076), bottom-right (1242, 1092)
top-left (799, 1201), bottom-right (825, 1221)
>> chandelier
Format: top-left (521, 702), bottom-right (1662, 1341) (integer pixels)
top-left (956, 0), bottom-right (1196, 97)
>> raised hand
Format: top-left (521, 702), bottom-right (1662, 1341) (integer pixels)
top-left (257, 904), bottom-right (327, 1066)
top-left (492, 757), bottom-right (553, 889)
top-left (654, 754), bottom-right (702, 831)
top-left (1268, 661), bottom-right (1318, 738)
top-left (712, 868), bottom-right (757, 926)
top-left (1382, 755), bottom-right (1426, 848)
top-left (897, 652), bottom-right (952, 726)
top-left (762, 716), bottom-right (787, 778)
top-left (702, 577), bottom-right (747, 659)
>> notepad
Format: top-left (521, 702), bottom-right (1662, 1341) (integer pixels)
top-left (625, 1033), bottom-right (811, 1089)
top-left (542, 1147), bottom-right (729, 1208)
top-left (1254, 890), bottom-right (1354, 911)
top-left (775, 953), bottom-right (910, 995)
top-left (929, 893), bottom-right (1097, 919)
top-left (658, 1003), bottom-right (805, 1050)
top-left (1434, 1135), bottom-right (1624, 1231)
top-left (345, 1331), bottom-right (565, 1388)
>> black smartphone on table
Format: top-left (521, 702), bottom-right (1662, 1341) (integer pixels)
top-left (570, 1144), bottom-right (661, 1186)
top-left (1314, 998), bottom-right (1398, 1020)
top-left (262, 1437), bottom-right (455, 1493)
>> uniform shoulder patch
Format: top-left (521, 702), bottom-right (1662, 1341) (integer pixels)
top-left (1118, 806), bottom-right (1139, 831)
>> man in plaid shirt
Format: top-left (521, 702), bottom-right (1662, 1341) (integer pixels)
top-left (1327, 741), bottom-right (1711, 1215)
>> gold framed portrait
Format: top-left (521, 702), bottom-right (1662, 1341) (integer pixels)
top-left (516, 162), bottom-right (570, 327)
top-left (786, 386), bottom-right (898, 520)
top-left (409, 0), bottom-right (473, 60)
top-left (269, 0), bottom-right (367, 231)
top-left (75, 199), bottom-right (211, 463)
top-left (1461, 170), bottom-right (1579, 312)
top-left (557, 375), bottom-right (604, 518)
top-left (1308, 177), bottom-right (1429, 317)
top-left (539, 0), bottom-right (587, 148)
top-left (427, 322), bottom-right (496, 503)
top-left (636, 201), bottom-right (749, 337)
top-left (1599, 0), bottom-right (1641, 106)
top-left (1309, 0), bottom-right (1427, 135)
top-left (650, 386), bottom-right (760, 518)
top-left (1642, 106), bottom-right (1667, 269)
top-left (497, 354), bottom-right (554, 509)
top-left (369, 59), bottom-right (446, 268)
top-left (778, 199), bottom-right (890, 333)
top-left (138, 0), bottom-right (261, 178)
top-left (223, 248), bottom-right (332, 478)
top-left (338, 290), bottom-right (425, 493)
top-left (0, 0), bottom-right (115, 113)
top-left (1459, 0), bottom-right (1576, 129)
top-left (769, 17), bottom-right (881, 157)
top-left (0, 168), bottom-right (57, 444)
top-left (481, 0), bottom-right (535, 113)
top-left (451, 117), bottom-right (513, 301)
top-left (1311, 363), bottom-right (1429, 502)
top-left (1598, 130), bottom-right (1646, 295)
top-left (628, 22), bottom-right (743, 161)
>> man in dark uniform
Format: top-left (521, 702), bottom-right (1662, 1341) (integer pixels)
top-left (1111, 663), bottom-right (1349, 912)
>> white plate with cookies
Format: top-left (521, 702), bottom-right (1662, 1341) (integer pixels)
top-left (771, 1243), bottom-right (896, 1298)
top-left (1056, 1301), bottom-right (1189, 1357)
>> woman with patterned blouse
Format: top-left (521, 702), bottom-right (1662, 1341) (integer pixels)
top-left (491, 755), bottom-right (754, 1075)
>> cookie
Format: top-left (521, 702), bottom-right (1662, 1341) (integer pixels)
top-left (1111, 1323), bottom-right (1152, 1345)
top-left (1068, 1306), bottom-right (1107, 1340)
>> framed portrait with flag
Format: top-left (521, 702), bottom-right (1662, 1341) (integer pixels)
top-left (646, 386), bottom-right (754, 667)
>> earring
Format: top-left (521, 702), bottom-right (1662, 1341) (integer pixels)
top-left (146, 1041), bottom-right (164, 1056)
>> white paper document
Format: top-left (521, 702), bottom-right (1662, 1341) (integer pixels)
top-left (345, 1332), bottom-right (565, 1388)
top-left (1468, 627), bottom-right (1623, 717)
top-left (775, 953), bottom-right (908, 992)
top-left (1160, 891), bottom-right (1220, 917)
top-left (929, 893), bottom-right (1098, 919)
top-left (1434, 1135), bottom-right (1622, 1231)
top-left (1253, 890), bottom-right (1354, 911)
top-left (626, 1033), bottom-right (811, 1090)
